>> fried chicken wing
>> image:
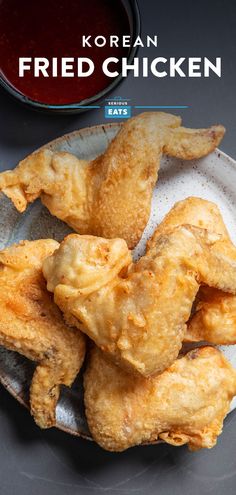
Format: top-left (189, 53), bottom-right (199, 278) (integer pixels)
top-left (0, 113), bottom-right (225, 248)
top-left (84, 346), bottom-right (236, 452)
top-left (186, 287), bottom-right (236, 344)
top-left (148, 196), bottom-right (236, 345)
top-left (147, 196), bottom-right (230, 249)
top-left (0, 240), bottom-right (86, 428)
top-left (43, 225), bottom-right (236, 377)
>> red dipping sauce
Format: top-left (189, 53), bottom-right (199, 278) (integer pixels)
top-left (0, 0), bottom-right (131, 105)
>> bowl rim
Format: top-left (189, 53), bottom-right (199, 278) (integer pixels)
top-left (0, 0), bottom-right (141, 112)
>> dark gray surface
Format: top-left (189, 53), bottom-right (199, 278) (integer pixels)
top-left (0, 0), bottom-right (236, 494)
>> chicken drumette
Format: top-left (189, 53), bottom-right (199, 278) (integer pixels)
top-left (0, 239), bottom-right (85, 428)
top-left (84, 346), bottom-right (236, 451)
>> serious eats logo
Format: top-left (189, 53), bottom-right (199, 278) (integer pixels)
top-left (104, 96), bottom-right (131, 119)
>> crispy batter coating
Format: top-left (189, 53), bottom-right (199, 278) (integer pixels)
top-left (187, 287), bottom-right (236, 344)
top-left (43, 226), bottom-right (236, 377)
top-left (0, 113), bottom-right (225, 248)
top-left (147, 196), bottom-right (230, 250)
top-left (0, 240), bottom-right (85, 428)
top-left (84, 346), bottom-right (236, 452)
top-left (148, 196), bottom-right (236, 345)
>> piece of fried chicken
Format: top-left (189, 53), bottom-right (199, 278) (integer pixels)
top-left (148, 196), bottom-right (236, 345)
top-left (187, 288), bottom-right (236, 344)
top-left (0, 113), bottom-right (225, 248)
top-left (147, 196), bottom-right (230, 249)
top-left (43, 225), bottom-right (236, 377)
top-left (0, 240), bottom-right (86, 428)
top-left (84, 346), bottom-right (236, 452)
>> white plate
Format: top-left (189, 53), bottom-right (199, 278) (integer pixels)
top-left (0, 122), bottom-right (236, 438)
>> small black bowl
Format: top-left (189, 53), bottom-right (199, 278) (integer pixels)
top-left (0, 0), bottom-right (140, 114)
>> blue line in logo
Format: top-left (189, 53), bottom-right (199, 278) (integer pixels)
top-left (46, 105), bottom-right (101, 109)
top-left (134, 105), bottom-right (189, 109)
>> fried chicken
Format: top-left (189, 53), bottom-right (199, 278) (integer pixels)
top-left (0, 240), bottom-right (86, 428)
top-left (43, 225), bottom-right (236, 377)
top-left (147, 196), bottom-right (230, 249)
top-left (84, 346), bottom-right (236, 452)
top-left (187, 288), bottom-right (236, 344)
top-left (0, 113), bottom-right (225, 248)
top-left (148, 196), bottom-right (236, 345)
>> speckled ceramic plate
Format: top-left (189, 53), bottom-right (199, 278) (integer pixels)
top-left (0, 123), bottom-right (236, 440)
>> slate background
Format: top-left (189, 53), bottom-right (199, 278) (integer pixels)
top-left (0, 0), bottom-right (236, 493)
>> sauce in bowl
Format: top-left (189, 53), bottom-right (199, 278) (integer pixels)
top-left (0, 0), bottom-right (131, 105)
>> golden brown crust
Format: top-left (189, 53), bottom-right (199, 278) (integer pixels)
top-left (164, 125), bottom-right (225, 160)
top-left (43, 225), bottom-right (236, 377)
top-left (84, 346), bottom-right (236, 452)
top-left (148, 196), bottom-right (236, 346)
top-left (147, 196), bottom-right (230, 250)
top-left (0, 114), bottom-right (225, 249)
top-left (186, 287), bottom-right (236, 344)
top-left (0, 239), bottom-right (86, 428)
